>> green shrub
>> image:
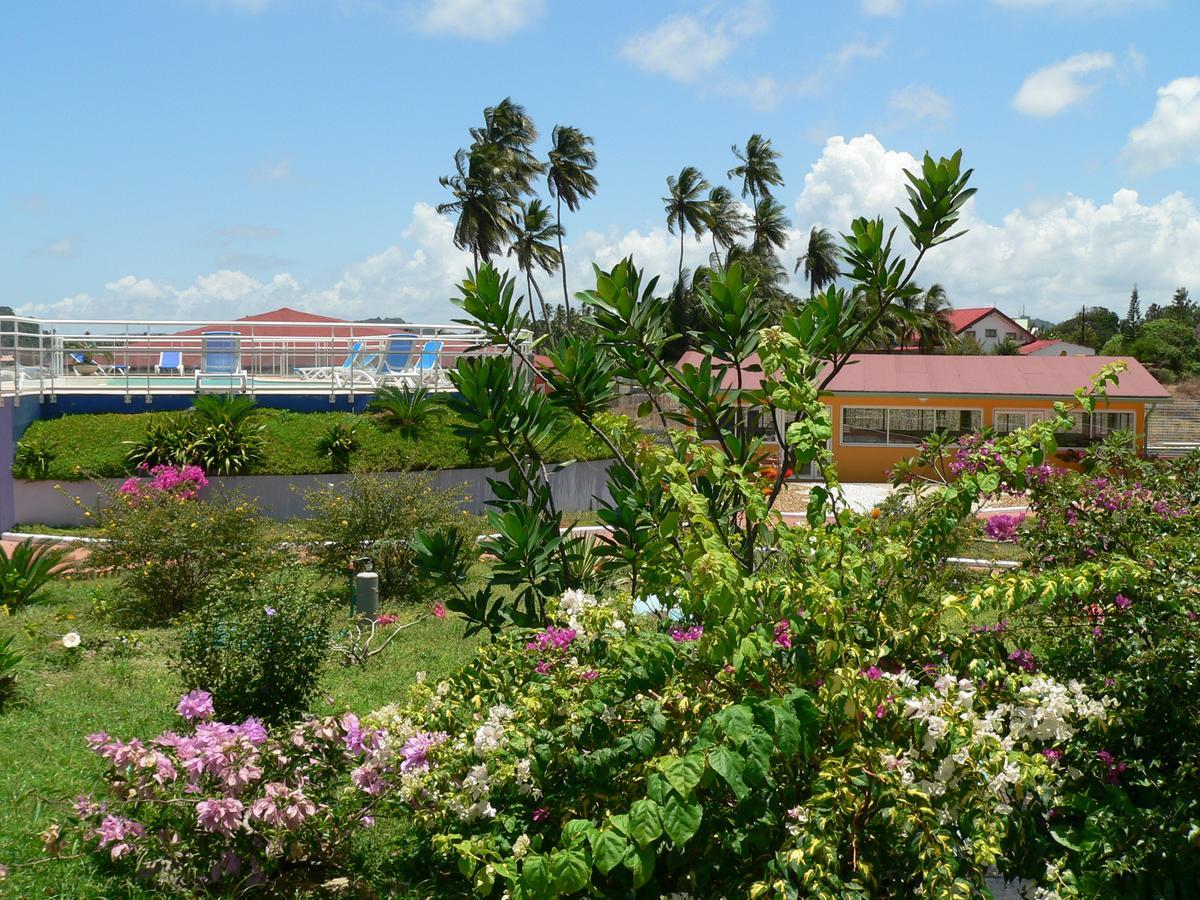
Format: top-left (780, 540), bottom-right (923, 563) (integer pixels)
top-left (89, 488), bottom-right (278, 624)
top-left (304, 473), bottom-right (475, 603)
top-left (12, 434), bottom-right (56, 479)
top-left (315, 419), bottom-right (359, 473)
top-left (366, 384), bottom-right (446, 434)
top-left (123, 413), bottom-right (196, 470)
top-left (0, 634), bottom-right (23, 710)
top-left (174, 568), bottom-right (337, 723)
top-left (0, 540), bottom-right (73, 609)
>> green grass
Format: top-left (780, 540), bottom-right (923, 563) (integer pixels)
top-left (0, 574), bottom-right (480, 896)
top-left (18, 403), bottom-right (611, 481)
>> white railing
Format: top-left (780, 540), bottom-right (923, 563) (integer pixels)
top-left (0, 315), bottom-right (516, 401)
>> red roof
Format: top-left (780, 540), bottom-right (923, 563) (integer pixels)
top-left (675, 352), bottom-right (1170, 400)
top-left (944, 307), bottom-right (996, 332)
top-left (1017, 339), bottom-right (1061, 355)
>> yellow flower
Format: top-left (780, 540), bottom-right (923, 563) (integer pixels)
top-left (190, 522), bottom-right (197, 528)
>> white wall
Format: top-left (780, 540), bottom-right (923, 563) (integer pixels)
top-left (961, 312), bottom-right (1032, 351)
top-left (1023, 340), bottom-right (1095, 357)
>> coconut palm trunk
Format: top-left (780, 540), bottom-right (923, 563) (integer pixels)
top-left (556, 194), bottom-right (570, 326)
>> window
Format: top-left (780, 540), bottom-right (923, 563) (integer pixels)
top-left (842, 407), bottom-right (982, 446)
top-left (1006, 331), bottom-right (1018, 340)
top-left (994, 409), bottom-right (1135, 447)
top-left (984, 328), bottom-right (998, 338)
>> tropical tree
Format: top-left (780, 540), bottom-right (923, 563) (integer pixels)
top-left (437, 147), bottom-right (517, 266)
top-left (914, 283), bottom-right (954, 353)
top-left (750, 197), bottom-right (791, 255)
top-left (508, 199), bottom-right (563, 326)
top-left (546, 125), bottom-right (598, 322)
top-left (470, 97), bottom-right (543, 197)
top-left (704, 186), bottom-right (749, 265)
top-left (1122, 285), bottom-right (1142, 341)
top-left (663, 166), bottom-right (711, 289)
top-left (728, 133), bottom-right (783, 206)
top-left (795, 226), bottom-right (840, 298)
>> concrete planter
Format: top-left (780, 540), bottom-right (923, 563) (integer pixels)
top-left (12, 460), bottom-right (615, 527)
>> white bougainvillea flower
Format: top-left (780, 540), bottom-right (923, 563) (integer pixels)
top-left (62, 631), bottom-right (82, 649)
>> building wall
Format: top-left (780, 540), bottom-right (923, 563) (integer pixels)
top-left (826, 394), bottom-right (1147, 483)
top-left (959, 312), bottom-right (1032, 351)
top-left (1024, 340), bottom-right (1095, 357)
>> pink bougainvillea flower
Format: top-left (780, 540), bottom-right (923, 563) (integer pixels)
top-left (432, 602), bottom-right (446, 620)
top-left (669, 625), bottom-right (703, 643)
top-left (863, 665), bottom-right (882, 681)
top-left (773, 619), bottom-right (792, 650)
top-left (176, 690), bottom-right (214, 723)
top-left (532, 807), bottom-right (550, 823)
top-left (1114, 594), bottom-right (1132, 610)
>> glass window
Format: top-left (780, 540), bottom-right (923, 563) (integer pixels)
top-left (985, 328), bottom-right (998, 338)
top-left (995, 411), bottom-right (1028, 433)
top-left (1006, 331), bottom-right (1018, 340)
top-left (841, 408), bottom-right (981, 446)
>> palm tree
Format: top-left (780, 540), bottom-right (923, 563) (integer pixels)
top-left (663, 167), bottom-right (711, 289)
top-left (703, 186), bottom-right (749, 265)
top-left (750, 197), bottom-right (790, 255)
top-left (795, 227), bottom-right (840, 298)
top-left (509, 199), bottom-right (563, 327)
top-left (728, 134), bottom-right (784, 207)
top-left (546, 125), bottom-right (598, 322)
top-left (437, 146), bottom-right (517, 267)
top-left (914, 283), bottom-right (953, 353)
top-left (470, 97), bottom-right (544, 197)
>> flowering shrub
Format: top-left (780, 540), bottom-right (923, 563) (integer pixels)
top-left (982, 512), bottom-right (1027, 543)
top-left (90, 488), bottom-right (278, 624)
top-left (69, 691), bottom-right (378, 891)
top-left (174, 568), bottom-right (336, 723)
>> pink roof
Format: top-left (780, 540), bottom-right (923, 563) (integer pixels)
top-left (944, 307), bottom-right (996, 332)
top-left (675, 352), bottom-right (1170, 400)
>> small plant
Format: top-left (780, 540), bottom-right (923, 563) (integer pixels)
top-left (0, 634), bottom-right (23, 709)
top-left (174, 568), bottom-right (336, 723)
top-left (90, 488), bottom-right (276, 624)
top-left (304, 474), bottom-right (473, 603)
top-left (329, 609), bottom-right (432, 666)
top-left (316, 420), bottom-right (359, 472)
top-left (189, 393), bottom-right (265, 475)
top-left (0, 540), bottom-right (72, 609)
top-left (124, 413), bottom-right (196, 471)
top-left (366, 384), bottom-right (445, 434)
top-left (12, 434), bottom-right (56, 479)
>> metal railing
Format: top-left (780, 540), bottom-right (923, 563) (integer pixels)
top-left (0, 315), bottom-right (515, 402)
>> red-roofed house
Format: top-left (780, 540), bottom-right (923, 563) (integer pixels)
top-left (944, 307), bottom-right (1035, 351)
top-left (674, 351), bottom-right (1169, 481)
top-left (1017, 338), bottom-right (1095, 357)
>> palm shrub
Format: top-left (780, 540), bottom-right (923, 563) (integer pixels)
top-left (316, 419), bottom-right (359, 472)
top-left (188, 394), bottom-right (265, 475)
top-left (365, 384), bottom-right (445, 434)
top-left (0, 634), bottom-right (23, 709)
top-left (0, 540), bottom-right (72, 609)
top-left (12, 434), bottom-right (56, 479)
top-left (124, 413), bottom-right (197, 470)
top-left (303, 473), bottom-right (473, 603)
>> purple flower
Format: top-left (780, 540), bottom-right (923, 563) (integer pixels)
top-left (532, 807), bottom-right (550, 823)
top-left (773, 619), bottom-right (793, 650)
top-left (525, 627), bottom-right (577, 653)
top-left (1042, 748), bottom-right (1063, 762)
top-left (534, 660), bottom-right (553, 675)
top-left (196, 797), bottom-right (244, 836)
top-left (863, 665), bottom-right (882, 681)
top-left (983, 512), bottom-right (1027, 543)
top-left (1008, 648), bottom-right (1037, 673)
top-left (1097, 749), bottom-right (1127, 784)
top-left (263, 606), bottom-right (277, 617)
top-left (579, 670), bottom-right (599, 681)
top-left (1114, 594), bottom-right (1132, 610)
top-left (176, 690), bottom-right (214, 723)
top-left (94, 814), bottom-right (145, 860)
top-left (398, 731), bottom-right (449, 773)
top-left (669, 625), bottom-right (704, 643)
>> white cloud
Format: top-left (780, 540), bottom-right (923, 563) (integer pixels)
top-left (17, 194), bottom-right (46, 212)
top-left (1124, 77), bottom-right (1200, 174)
top-left (831, 35), bottom-right (889, 67)
top-left (862, 0), bottom-right (903, 15)
top-left (889, 83), bottom-right (953, 121)
top-left (206, 0), bottom-right (273, 11)
top-left (30, 235), bottom-right (81, 260)
top-left (792, 134), bottom-right (1200, 321)
top-left (620, 0), bottom-right (769, 83)
top-left (249, 158), bottom-right (293, 182)
top-left (416, 0), bottom-right (544, 40)
top-left (105, 275), bottom-right (167, 302)
top-left (1013, 51), bottom-right (1115, 117)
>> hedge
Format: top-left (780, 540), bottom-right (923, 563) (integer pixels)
top-left (14, 404), bottom-right (611, 480)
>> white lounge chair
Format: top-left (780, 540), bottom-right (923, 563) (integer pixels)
top-left (296, 341), bottom-right (377, 385)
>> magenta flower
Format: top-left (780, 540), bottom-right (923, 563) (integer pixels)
top-left (534, 660), bottom-right (554, 675)
top-left (196, 797), bottom-right (244, 836)
top-left (532, 807), bottom-right (550, 823)
top-left (983, 512), bottom-right (1026, 543)
top-left (398, 731), bottom-right (449, 773)
top-left (580, 669), bottom-right (599, 681)
top-left (176, 690), bottom-right (214, 723)
top-left (1042, 748), bottom-right (1063, 762)
top-left (94, 814), bottom-right (145, 860)
top-left (1097, 749), bottom-right (1127, 785)
top-left (863, 665), bottom-right (882, 681)
top-left (526, 627), bottom-right (577, 653)
top-left (432, 602), bottom-right (447, 619)
top-left (1114, 594), bottom-right (1132, 610)
top-left (669, 625), bottom-right (704, 643)
top-left (375, 613), bottom-right (399, 626)
top-left (1008, 648), bottom-right (1037, 673)
top-left (773, 619), bottom-right (792, 650)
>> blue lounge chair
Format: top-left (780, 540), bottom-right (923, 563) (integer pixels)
top-left (386, 338), bottom-right (444, 387)
top-left (67, 351), bottom-right (127, 376)
top-left (156, 351), bottom-right (184, 374)
top-left (194, 331), bottom-right (246, 390)
top-left (295, 341), bottom-right (374, 384)
top-left (360, 333), bottom-right (417, 386)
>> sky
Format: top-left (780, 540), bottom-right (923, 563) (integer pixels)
top-left (4, 0), bottom-right (1200, 325)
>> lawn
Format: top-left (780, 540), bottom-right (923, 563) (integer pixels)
top-left (0, 574), bottom-right (480, 896)
top-left (16, 403), bottom-right (611, 480)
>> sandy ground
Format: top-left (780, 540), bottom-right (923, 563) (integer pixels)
top-left (774, 482), bottom-right (1031, 517)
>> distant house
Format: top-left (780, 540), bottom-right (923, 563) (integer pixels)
top-left (675, 352), bottom-right (1169, 482)
top-left (945, 307), bottom-right (1036, 352)
top-left (1018, 338), bottom-right (1095, 357)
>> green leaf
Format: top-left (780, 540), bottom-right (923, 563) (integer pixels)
top-left (551, 849), bottom-right (590, 894)
top-left (708, 747), bottom-right (749, 800)
top-left (713, 704), bottom-right (755, 745)
top-left (519, 855), bottom-right (555, 897)
top-left (623, 843), bottom-right (656, 888)
top-left (659, 754), bottom-right (706, 797)
top-left (628, 798), bottom-right (663, 847)
top-left (590, 829), bottom-right (628, 876)
top-left (661, 793), bottom-right (703, 847)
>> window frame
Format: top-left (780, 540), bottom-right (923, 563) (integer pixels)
top-left (984, 328), bottom-right (998, 339)
top-left (993, 407), bottom-right (1136, 446)
top-left (839, 404), bottom-right (985, 448)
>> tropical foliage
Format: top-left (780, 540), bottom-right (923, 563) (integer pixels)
top-left (0, 540), bottom-right (72, 609)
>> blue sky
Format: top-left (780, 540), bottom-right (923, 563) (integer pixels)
top-left (4, 0), bottom-right (1199, 324)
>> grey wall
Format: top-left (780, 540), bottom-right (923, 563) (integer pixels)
top-left (12, 460), bottom-right (615, 527)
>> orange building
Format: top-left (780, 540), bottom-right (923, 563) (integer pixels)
top-left (676, 353), bottom-right (1171, 483)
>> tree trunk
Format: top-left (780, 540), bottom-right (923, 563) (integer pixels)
top-left (678, 227), bottom-right (686, 290)
top-left (532, 275), bottom-right (551, 330)
top-left (473, 246), bottom-right (479, 271)
top-left (525, 270), bottom-right (538, 330)
top-left (557, 194), bottom-right (570, 327)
